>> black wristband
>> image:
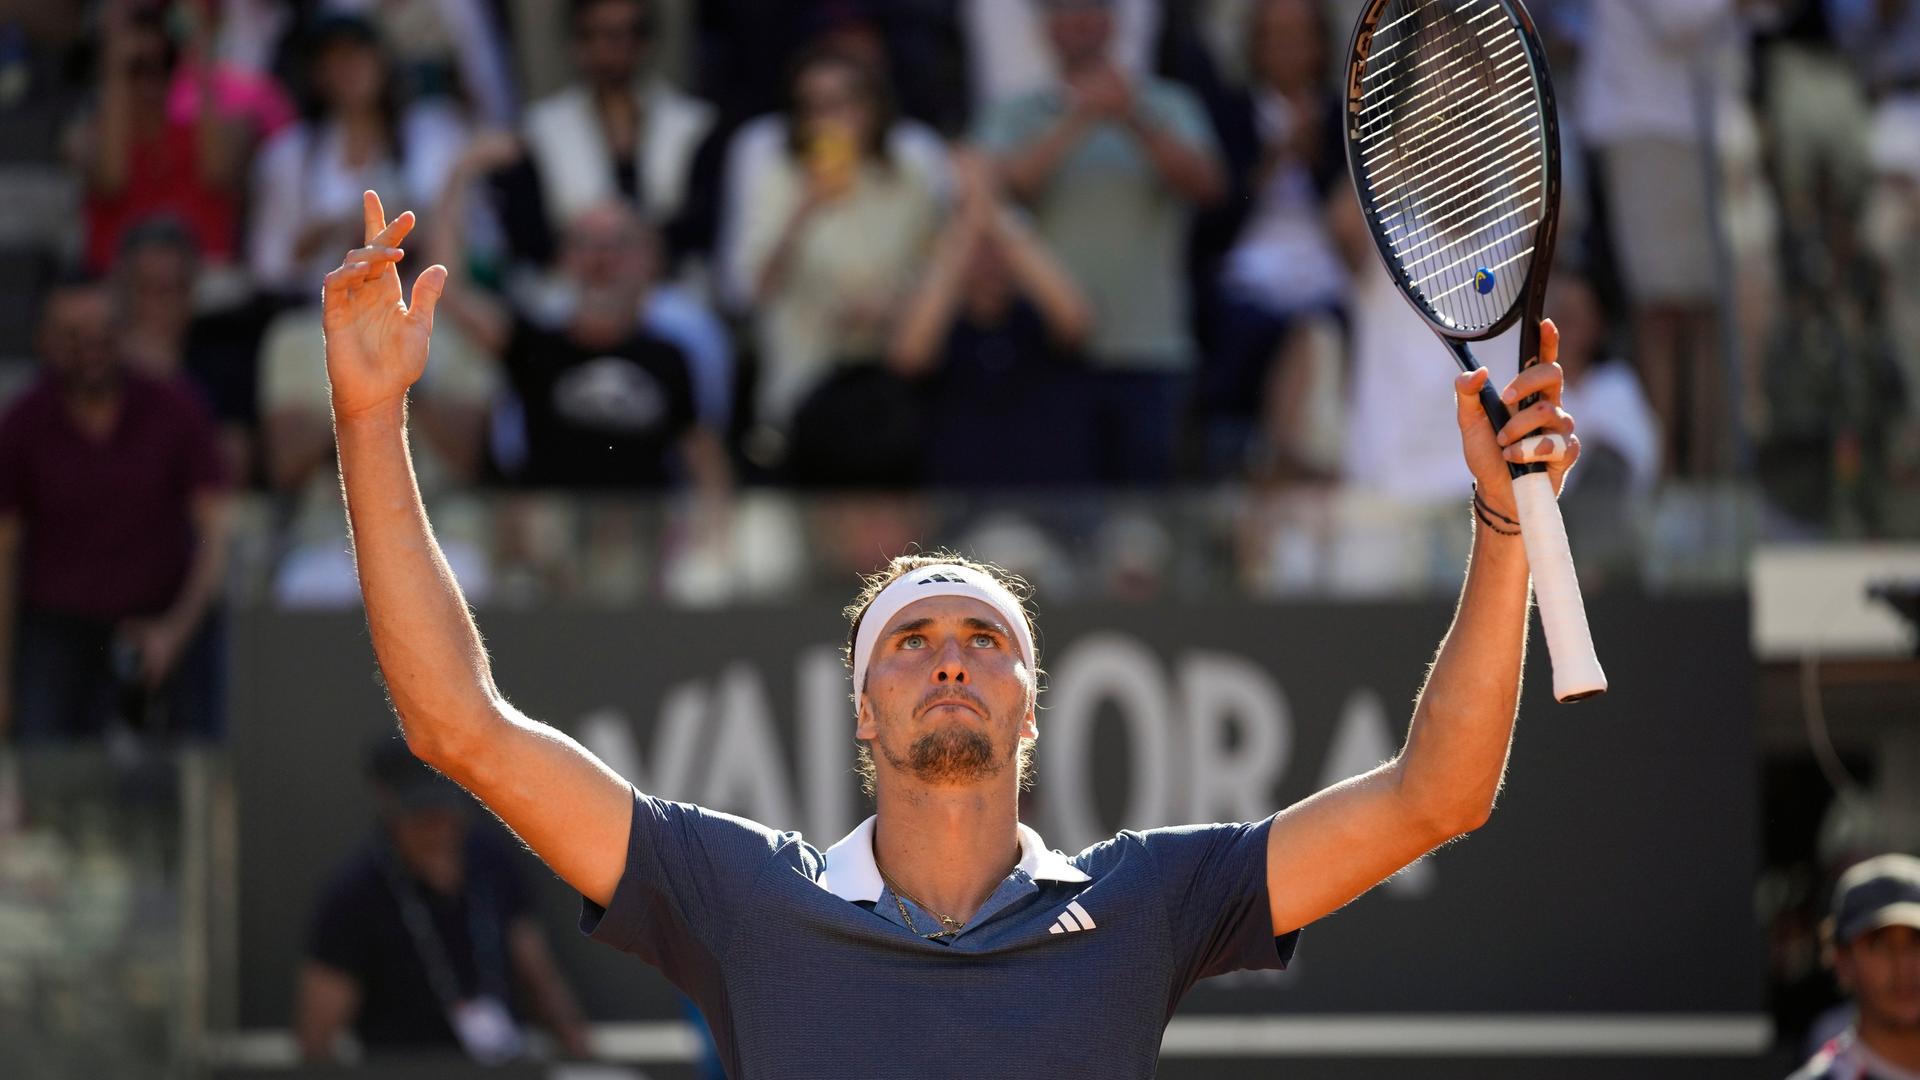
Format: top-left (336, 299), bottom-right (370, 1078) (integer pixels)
top-left (1473, 483), bottom-right (1520, 529)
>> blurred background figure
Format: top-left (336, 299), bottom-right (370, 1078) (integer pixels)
top-left (1191, 0), bottom-right (1347, 483)
top-left (886, 150), bottom-right (1092, 488)
top-left (978, 0), bottom-right (1223, 485)
top-left (248, 14), bottom-right (465, 299)
top-left (317, 0), bottom-right (518, 127)
top-left (432, 145), bottom-right (729, 497)
top-left (1789, 854), bottom-right (1920, 1079)
top-left (74, 1), bottom-right (250, 281)
top-left (494, 0), bottom-right (718, 272)
top-left (0, 277), bottom-right (231, 742)
top-left (1578, 0), bottom-right (1753, 477)
top-left (733, 44), bottom-right (939, 475)
top-left (296, 739), bottom-right (591, 1064)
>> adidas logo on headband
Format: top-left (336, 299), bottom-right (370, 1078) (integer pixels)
top-left (916, 573), bottom-right (963, 585)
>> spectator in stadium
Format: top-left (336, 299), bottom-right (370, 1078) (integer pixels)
top-left (961, 0), bottom-right (1161, 118)
top-left (0, 278), bottom-right (232, 741)
top-left (113, 218), bottom-right (264, 484)
top-left (432, 136), bottom-right (731, 495)
top-left (1829, 0), bottom-right (1920, 99)
top-left (74, 2), bottom-right (249, 276)
top-left (491, 0), bottom-right (718, 269)
top-left (1789, 854), bottom-right (1920, 1079)
top-left (297, 739), bottom-right (590, 1064)
top-left (249, 14), bottom-right (466, 298)
top-left (886, 150), bottom-right (1094, 487)
top-left (732, 45), bottom-right (939, 453)
top-left (977, 0), bottom-right (1223, 484)
top-left (317, 0), bottom-right (519, 127)
top-left (1192, 0), bottom-right (1348, 481)
top-left (1577, 0), bottom-right (1749, 476)
top-left (715, 17), bottom-right (952, 313)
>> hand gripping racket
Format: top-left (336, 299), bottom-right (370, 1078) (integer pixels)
top-left (1342, 0), bottom-right (1606, 701)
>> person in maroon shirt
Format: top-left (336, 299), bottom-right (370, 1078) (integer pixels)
top-left (0, 278), bottom-right (233, 741)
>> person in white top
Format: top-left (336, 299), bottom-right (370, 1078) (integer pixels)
top-left (249, 15), bottom-right (466, 298)
top-left (1577, 0), bottom-right (1748, 477)
top-left (513, 0), bottom-right (716, 260)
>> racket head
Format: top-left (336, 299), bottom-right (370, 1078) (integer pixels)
top-left (1344, 0), bottom-right (1562, 343)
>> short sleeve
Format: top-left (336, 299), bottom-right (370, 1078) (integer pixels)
top-left (0, 400), bottom-right (30, 515)
top-left (306, 867), bottom-right (377, 978)
top-left (1143, 83), bottom-right (1220, 161)
top-left (168, 383), bottom-right (230, 494)
top-left (972, 95), bottom-right (1047, 156)
top-left (579, 790), bottom-right (792, 976)
top-left (1137, 816), bottom-right (1296, 992)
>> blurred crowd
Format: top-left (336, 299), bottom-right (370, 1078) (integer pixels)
top-left (2, 0), bottom-right (1920, 742)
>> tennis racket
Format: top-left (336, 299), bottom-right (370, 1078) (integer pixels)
top-left (1342, 0), bottom-right (1605, 702)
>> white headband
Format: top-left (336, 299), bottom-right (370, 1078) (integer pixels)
top-left (851, 564), bottom-right (1036, 714)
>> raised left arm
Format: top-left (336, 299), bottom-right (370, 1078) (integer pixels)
top-left (1265, 322), bottom-right (1580, 934)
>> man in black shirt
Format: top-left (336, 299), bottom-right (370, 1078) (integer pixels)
top-left (431, 135), bottom-right (731, 493)
top-left (296, 741), bottom-right (590, 1063)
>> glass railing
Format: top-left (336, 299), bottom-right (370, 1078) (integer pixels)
top-left (0, 749), bottom-right (230, 1080)
top-left (215, 478), bottom-right (1903, 610)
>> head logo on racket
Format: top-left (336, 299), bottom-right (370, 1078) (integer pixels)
top-left (1474, 268), bottom-right (1497, 296)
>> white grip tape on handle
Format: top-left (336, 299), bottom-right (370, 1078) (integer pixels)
top-left (1511, 471), bottom-right (1608, 702)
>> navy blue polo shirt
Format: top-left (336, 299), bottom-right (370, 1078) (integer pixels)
top-left (580, 790), bottom-right (1298, 1079)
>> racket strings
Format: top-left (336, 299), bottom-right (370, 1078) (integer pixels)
top-left (1352, 0), bottom-right (1546, 331)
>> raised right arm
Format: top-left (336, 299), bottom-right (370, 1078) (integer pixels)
top-left (325, 192), bottom-right (631, 907)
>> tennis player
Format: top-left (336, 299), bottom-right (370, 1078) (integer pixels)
top-left (324, 191), bottom-right (1582, 1077)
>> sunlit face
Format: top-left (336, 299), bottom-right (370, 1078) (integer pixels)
top-left (1043, 1), bottom-right (1115, 70)
top-left (1251, 0), bottom-right (1325, 92)
top-left (315, 37), bottom-right (386, 114)
top-left (574, 0), bottom-right (652, 89)
top-left (1837, 924), bottom-right (1920, 1030)
top-left (121, 245), bottom-right (195, 334)
top-left (561, 202), bottom-right (655, 307)
top-left (855, 596), bottom-right (1037, 790)
top-left (41, 287), bottom-right (119, 393)
top-left (795, 62), bottom-right (877, 148)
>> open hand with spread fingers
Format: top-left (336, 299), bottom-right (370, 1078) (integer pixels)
top-left (1453, 319), bottom-right (1581, 521)
top-left (322, 190), bottom-right (448, 422)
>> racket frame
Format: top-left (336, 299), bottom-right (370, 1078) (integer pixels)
top-left (1342, 0), bottom-right (1606, 702)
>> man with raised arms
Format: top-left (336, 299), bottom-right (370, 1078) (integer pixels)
top-left (322, 191), bottom-right (1583, 1078)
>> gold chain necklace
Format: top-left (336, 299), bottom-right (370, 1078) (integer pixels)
top-left (878, 866), bottom-right (965, 940)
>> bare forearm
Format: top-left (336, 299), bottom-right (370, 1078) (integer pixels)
top-left (993, 212), bottom-right (1091, 346)
top-left (999, 112), bottom-right (1094, 202)
top-left (164, 497), bottom-right (232, 633)
top-left (90, 80), bottom-right (132, 193)
top-left (886, 223), bottom-right (976, 373)
top-left (335, 401), bottom-right (500, 758)
top-left (1128, 117), bottom-right (1224, 205)
top-left (1396, 525), bottom-right (1531, 833)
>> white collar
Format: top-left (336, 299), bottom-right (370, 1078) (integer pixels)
top-left (817, 815), bottom-right (1090, 903)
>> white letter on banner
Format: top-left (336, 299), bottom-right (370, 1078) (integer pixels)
top-left (578, 707), bottom-right (641, 786)
top-left (1322, 687), bottom-right (1436, 897)
top-left (1043, 634), bottom-right (1175, 851)
top-left (1178, 652), bottom-right (1291, 823)
top-left (576, 681), bottom-right (707, 799)
top-left (700, 664), bottom-right (800, 827)
top-left (799, 645), bottom-right (854, 840)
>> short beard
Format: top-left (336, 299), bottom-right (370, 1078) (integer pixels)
top-left (882, 722), bottom-right (1003, 786)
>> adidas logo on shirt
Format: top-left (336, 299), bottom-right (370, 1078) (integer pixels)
top-left (1047, 901), bottom-right (1096, 935)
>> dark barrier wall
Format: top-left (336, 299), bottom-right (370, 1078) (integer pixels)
top-left (233, 594), bottom-right (1762, 1029)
